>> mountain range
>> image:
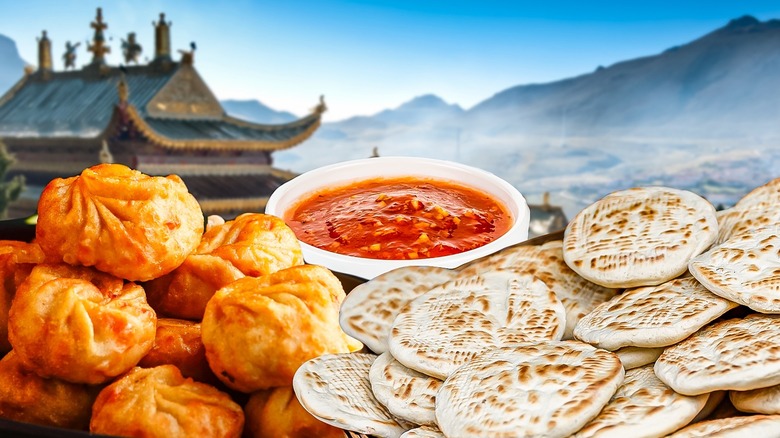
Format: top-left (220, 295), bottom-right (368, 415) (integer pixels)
top-left (2, 16), bottom-right (779, 218)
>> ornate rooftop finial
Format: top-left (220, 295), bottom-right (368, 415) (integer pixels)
top-left (63, 41), bottom-right (80, 70)
top-left (87, 7), bottom-right (111, 65)
top-left (314, 95), bottom-right (328, 114)
top-left (121, 32), bottom-right (142, 64)
top-left (117, 71), bottom-right (129, 104)
top-left (37, 30), bottom-right (52, 72)
top-left (178, 41), bottom-right (196, 65)
top-left (153, 13), bottom-right (172, 62)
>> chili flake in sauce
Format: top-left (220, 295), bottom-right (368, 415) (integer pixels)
top-left (284, 177), bottom-right (512, 260)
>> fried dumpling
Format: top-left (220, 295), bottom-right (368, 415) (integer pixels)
top-left (8, 263), bottom-right (157, 384)
top-left (0, 350), bottom-right (98, 430)
top-left (36, 163), bottom-right (204, 282)
top-left (0, 241), bottom-right (45, 354)
top-left (138, 318), bottom-right (219, 386)
top-left (90, 365), bottom-right (244, 438)
top-left (202, 265), bottom-right (362, 392)
top-left (199, 213), bottom-right (304, 276)
top-left (244, 386), bottom-right (345, 438)
top-left (145, 213), bottom-right (303, 320)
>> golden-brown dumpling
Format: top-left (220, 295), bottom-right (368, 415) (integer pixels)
top-left (35, 163), bottom-right (204, 281)
top-left (0, 241), bottom-right (45, 354)
top-left (244, 386), bottom-right (344, 438)
top-left (90, 365), bottom-right (244, 438)
top-left (0, 350), bottom-right (98, 430)
top-left (202, 265), bottom-right (362, 392)
top-left (145, 213), bottom-right (303, 320)
top-left (145, 254), bottom-right (244, 320)
top-left (138, 318), bottom-right (219, 386)
top-left (199, 213), bottom-right (303, 276)
top-left (8, 264), bottom-right (157, 384)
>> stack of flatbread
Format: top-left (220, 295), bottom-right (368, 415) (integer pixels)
top-left (291, 179), bottom-right (780, 438)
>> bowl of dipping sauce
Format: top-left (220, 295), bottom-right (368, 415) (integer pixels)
top-left (265, 156), bottom-right (530, 279)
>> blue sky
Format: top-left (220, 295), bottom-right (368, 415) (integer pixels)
top-left (1, 1), bottom-right (779, 121)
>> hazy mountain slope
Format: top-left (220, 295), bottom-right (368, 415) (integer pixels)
top-left (468, 16), bottom-right (780, 138)
top-left (372, 94), bottom-right (463, 125)
top-left (221, 99), bottom-right (297, 124)
top-left (0, 34), bottom-right (26, 95)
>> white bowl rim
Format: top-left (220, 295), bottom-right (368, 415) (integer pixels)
top-left (266, 156), bottom-right (530, 279)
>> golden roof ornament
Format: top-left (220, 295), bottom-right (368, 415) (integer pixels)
top-left (37, 30), bottom-right (52, 72)
top-left (313, 95), bottom-right (327, 114)
top-left (117, 74), bottom-right (129, 104)
top-left (153, 13), bottom-right (172, 61)
top-left (87, 7), bottom-right (110, 65)
top-left (63, 41), bottom-right (80, 70)
top-left (178, 41), bottom-right (196, 65)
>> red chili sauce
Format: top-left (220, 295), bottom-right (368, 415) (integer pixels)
top-left (284, 177), bottom-right (513, 260)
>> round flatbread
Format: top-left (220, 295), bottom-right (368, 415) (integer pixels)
top-left (340, 266), bottom-right (458, 354)
top-left (716, 177), bottom-right (780, 244)
top-left (731, 385), bottom-right (780, 415)
top-left (614, 346), bottom-right (666, 370)
top-left (714, 207), bottom-right (751, 245)
top-left (400, 425), bottom-right (444, 438)
top-left (734, 177), bottom-right (780, 210)
top-left (389, 270), bottom-right (565, 379)
top-left (655, 314), bottom-right (780, 395)
top-left (456, 243), bottom-right (543, 275)
top-left (573, 364), bottom-right (709, 438)
top-left (691, 390), bottom-right (726, 424)
top-left (667, 415), bottom-right (780, 437)
top-left (435, 341), bottom-right (624, 438)
top-left (689, 227), bottom-right (780, 314)
top-left (563, 186), bottom-right (718, 288)
top-left (369, 352), bottom-right (442, 426)
top-left (293, 352), bottom-right (407, 438)
top-left (574, 277), bottom-right (738, 350)
top-left (460, 240), bottom-right (618, 340)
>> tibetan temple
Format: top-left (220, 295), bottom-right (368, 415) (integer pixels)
top-left (0, 8), bottom-right (325, 218)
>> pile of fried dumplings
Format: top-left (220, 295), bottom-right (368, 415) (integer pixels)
top-left (0, 163), bottom-right (361, 438)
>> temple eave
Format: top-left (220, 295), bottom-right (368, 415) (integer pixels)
top-left (124, 105), bottom-right (322, 152)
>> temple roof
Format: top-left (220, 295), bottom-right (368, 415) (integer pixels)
top-left (0, 62), bottom-right (324, 151)
top-left (0, 65), bottom-right (169, 138)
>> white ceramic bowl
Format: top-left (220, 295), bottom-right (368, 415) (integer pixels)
top-left (265, 156), bottom-right (530, 279)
